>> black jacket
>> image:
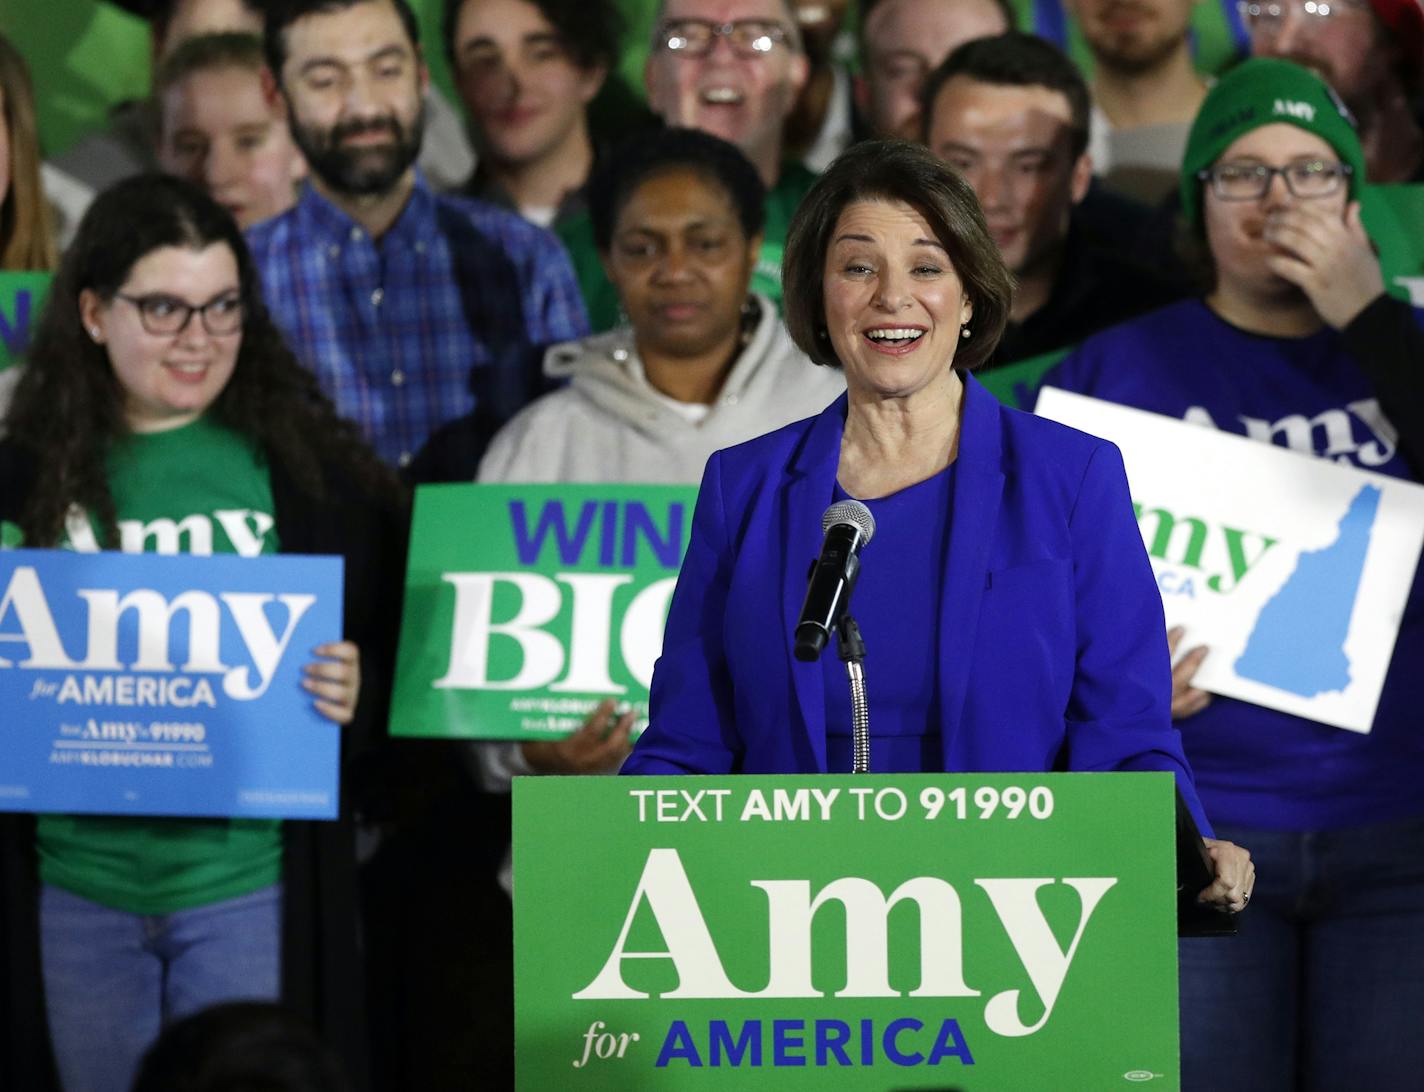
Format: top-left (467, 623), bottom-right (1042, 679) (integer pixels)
top-left (989, 211), bottom-right (1194, 368)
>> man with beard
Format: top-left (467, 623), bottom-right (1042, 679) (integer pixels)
top-left (1070, 0), bottom-right (1208, 203)
top-left (555, 0), bottom-right (815, 331)
top-left (56, 0), bottom-right (475, 196)
top-left (248, 0), bottom-right (588, 469)
top-left (923, 32), bottom-right (1190, 366)
top-left (1246, 0), bottom-right (1424, 183)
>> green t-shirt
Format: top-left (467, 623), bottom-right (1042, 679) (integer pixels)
top-left (29, 417), bottom-right (285, 914)
top-left (556, 163), bottom-right (820, 334)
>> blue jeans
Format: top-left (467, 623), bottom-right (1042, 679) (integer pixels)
top-left (40, 883), bottom-right (282, 1092)
top-left (1179, 817), bottom-right (1424, 1091)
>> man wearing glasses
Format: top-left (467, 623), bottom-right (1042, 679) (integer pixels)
top-left (1243, 0), bottom-right (1423, 183)
top-left (555, 0), bottom-right (817, 331)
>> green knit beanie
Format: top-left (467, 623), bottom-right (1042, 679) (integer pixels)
top-left (1179, 58), bottom-right (1366, 231)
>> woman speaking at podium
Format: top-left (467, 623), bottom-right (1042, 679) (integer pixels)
top-left (623, 141), bottom-right (1251, 911)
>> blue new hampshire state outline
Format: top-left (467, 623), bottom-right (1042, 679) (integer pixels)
top-left (1234, 484), bottom-right (1382, 698)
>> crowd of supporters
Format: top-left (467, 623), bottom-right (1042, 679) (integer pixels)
top-left (1, 0), bottom-right (1422, 1087)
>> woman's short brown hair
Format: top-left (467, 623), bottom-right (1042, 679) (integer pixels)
top-left (782, 140), bottom-right (1013, 372)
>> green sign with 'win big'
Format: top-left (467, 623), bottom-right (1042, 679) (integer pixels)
top-left (514, 772), bottom-right (1181, 1090)
top-left (389, 483), bottom-right (696, 740)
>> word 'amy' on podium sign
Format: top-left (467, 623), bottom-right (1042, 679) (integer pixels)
top-left (0, 549), bottom-right (344, 819)
top-left (515, 773), bottom-right (1181, 1090)
top-left (389, 483), bottom-right (696, 741)
top-left (1036, 387), bottom-right (1424, 734)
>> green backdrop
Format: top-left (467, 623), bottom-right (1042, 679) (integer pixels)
top-left (0, 0), bottom-right (462, 158)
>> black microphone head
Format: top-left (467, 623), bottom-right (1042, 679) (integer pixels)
top-left (821, 500), bottom-right (876, 545)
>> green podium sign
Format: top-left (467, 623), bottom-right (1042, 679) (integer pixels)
top-left (515, 772), bottom-right (1181, 1090)
top-left (390, 484), bottom-right (695, 740)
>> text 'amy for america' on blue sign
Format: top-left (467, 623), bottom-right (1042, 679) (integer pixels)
top-left (0, 549), bottom-right (344, 819)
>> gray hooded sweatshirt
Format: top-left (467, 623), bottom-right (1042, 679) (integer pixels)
top-left (478, 294), bottom-right (844, 485)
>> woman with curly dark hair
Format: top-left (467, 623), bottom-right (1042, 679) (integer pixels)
top-left (0, 174), bottom-right (405, 1092)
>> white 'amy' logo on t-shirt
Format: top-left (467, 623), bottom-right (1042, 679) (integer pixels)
top-left (64, 509), bottom-right (275, 557)
top-left (1183, 399), bottom-right (1398, 468)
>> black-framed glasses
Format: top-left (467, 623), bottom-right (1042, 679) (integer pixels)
top-left (657, 19), bottom-right (791, 58)
top-left (1197, 159), bottom-right (1352, 201)
top-left (113, 292), bottom-right (244, 336)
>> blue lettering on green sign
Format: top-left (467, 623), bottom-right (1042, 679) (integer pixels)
top-left (657, 1016), bottom-right (975, 1068)
top-left (0, 289), bottom-right (32, 357)
top-left (509, 500), bottom-right (687, 569)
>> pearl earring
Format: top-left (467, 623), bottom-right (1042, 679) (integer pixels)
top-left (89, 326), bottom-right (102, 341)
top-left (960, 325), bottom-right (972, 340)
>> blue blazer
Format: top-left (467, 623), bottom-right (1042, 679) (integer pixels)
top-left (624, 375), bottom-right (1210, 832)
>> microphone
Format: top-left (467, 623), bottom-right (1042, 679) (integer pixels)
top-left (794, 500), bottom-right (876, 662)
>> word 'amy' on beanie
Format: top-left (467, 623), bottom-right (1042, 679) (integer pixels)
top-left (1179, 57), bottom-right (1367, 231)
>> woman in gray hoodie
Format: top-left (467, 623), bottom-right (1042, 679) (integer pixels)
top-left (479, 129), bottom-right (843, 487)
top-left (473, 129), bottom-right (843, 841)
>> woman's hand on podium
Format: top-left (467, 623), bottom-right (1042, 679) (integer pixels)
top-left (1198, 838), bottom-right (1255, 913)
top-left (520, 698), bottom-right (635, 775)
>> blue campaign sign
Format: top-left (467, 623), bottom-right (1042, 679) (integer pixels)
top-left (0, 549), bottom-right (344, 819)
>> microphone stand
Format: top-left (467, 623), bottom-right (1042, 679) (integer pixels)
top-left (836, 614), bottom-right (870, 773)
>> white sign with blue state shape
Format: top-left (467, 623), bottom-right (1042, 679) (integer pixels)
top-left (1035, 387), bottom-right (1424, 733)
top-left (0, 549), bottom-right (344, 818)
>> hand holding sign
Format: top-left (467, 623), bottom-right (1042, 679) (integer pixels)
top-left (522, 698), bottom-right (634, 775)
top-left (1167, 626), bottom-right (1212, 720)
top-left (1035, 389), bottom-right (1424, 733)
top-left (303, 641), bottom-right (360, 725)
top-left (0, 550), bottom-right (343, 819)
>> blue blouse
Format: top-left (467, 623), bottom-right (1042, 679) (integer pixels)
top-left (823, 465), bottom-right (956, 773)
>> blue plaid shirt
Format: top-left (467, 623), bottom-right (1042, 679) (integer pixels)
top-left (246, 176), bottom-right (588, 466)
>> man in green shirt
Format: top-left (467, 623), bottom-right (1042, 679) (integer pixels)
top-left (557, 0), bottom-right (816, 331)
